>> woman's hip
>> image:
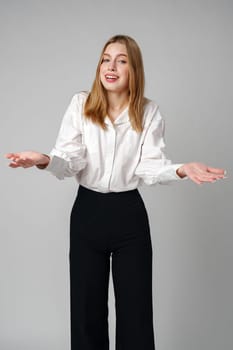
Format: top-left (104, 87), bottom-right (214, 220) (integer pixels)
top-left (70, 185), bottom-right (150, 235)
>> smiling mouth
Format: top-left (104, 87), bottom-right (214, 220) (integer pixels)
top-left (105, 75), bottom-right (119, 82)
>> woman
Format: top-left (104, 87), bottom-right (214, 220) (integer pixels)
top-left (5, 35), bottom-right (226, 350)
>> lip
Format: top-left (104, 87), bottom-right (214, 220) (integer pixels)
top-left (105, 73), bottom-right (119, 78)
top-left (104, 74), bottom-right (119, 83)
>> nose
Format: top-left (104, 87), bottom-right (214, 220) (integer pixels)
top-left (108, 60), bottom-right (116, 71)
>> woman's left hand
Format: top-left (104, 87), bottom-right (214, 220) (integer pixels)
top-left (176, 162), bottom-right (226, 185)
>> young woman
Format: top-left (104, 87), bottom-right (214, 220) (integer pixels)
top-left (5, 35), bottom-right (226, 350)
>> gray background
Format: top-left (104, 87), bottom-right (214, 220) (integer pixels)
top-left (1, 0), bottom-right (232, 349)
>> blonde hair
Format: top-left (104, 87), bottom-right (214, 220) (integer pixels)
top-left (84, 34), bottom-right (146, 133)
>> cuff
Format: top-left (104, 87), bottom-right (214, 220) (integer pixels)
top-left (44, 155), bottom-right (66, 180)
top-left (156, 163), bottom-right (189, 184)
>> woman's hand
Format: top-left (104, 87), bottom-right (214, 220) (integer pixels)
top-left (4, 151), bottom-right (50, 169)
top-left (176, 162), bottom-right (226, 185)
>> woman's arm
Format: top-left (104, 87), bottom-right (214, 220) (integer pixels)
top-left (134, 106), bottom-right (226, 185)
top-left (5, 93), bottom-right (88, 179)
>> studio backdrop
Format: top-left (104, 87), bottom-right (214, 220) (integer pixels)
top-left (0, 1), bottom-right (232, 350)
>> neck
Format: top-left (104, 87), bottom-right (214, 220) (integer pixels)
top-left (106, 91), bottom-right (129, 111)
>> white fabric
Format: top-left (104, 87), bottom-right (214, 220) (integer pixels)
top-left (45, 91), bottom-right (187, 193)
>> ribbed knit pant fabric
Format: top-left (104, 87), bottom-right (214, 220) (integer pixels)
top-left (69, 184), bottom-right (156, 350)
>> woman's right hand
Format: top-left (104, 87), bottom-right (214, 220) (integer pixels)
top-left (4, 151), bottom-right (50, 169)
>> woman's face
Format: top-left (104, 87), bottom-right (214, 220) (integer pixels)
top-left (99, 42), bottom-right (129, 95)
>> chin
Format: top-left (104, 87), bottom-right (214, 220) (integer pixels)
top-left (103, 85), bottom-right (128, 94)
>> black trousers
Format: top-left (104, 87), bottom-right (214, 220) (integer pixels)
top-left (69, 185), bottom-right (156, 350)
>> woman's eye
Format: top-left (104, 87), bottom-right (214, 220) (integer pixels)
top-left (101, 58), bottom-right (127, 64)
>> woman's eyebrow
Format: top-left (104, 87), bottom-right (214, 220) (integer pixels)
top-left (103, 53), bottom-right (128, 57)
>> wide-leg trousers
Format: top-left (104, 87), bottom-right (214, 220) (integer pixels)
top-left (69, 184), bottom-right (156, 350)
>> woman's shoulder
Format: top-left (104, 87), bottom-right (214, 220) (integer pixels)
top-left (140, 97), bottom-right (165, 131)
top-left (142, 97), bottom-right (161, 125)
top-left (72, 90), bottom-right (90, 102)
top-left (143, 96), bottom-right (159, 112)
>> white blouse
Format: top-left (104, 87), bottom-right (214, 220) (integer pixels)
top-left (45, 91), bottom-right (186, 193)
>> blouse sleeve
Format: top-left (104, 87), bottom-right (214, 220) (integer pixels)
top-left (134, 106), bottom-right (187, 185)
top-left (45, 93), bottom-right (87, 180)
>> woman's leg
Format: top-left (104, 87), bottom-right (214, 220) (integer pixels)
top-left (69, 186), bottom-right (111, 350)
top-left (112, 235), bottom-right (155, 350)
top-left (111, 193), bottom-right (156, 350)
top-left (69, 241), bottom-right (111, 350)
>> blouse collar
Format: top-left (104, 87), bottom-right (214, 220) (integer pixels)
top-left (105, 106), bottom-right (129, 126)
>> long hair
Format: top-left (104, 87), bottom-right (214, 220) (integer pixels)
top-left (84, 35), bottom-right (146, 133)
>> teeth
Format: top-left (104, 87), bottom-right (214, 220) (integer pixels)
top-left (106, 75), bottom-right (117, 79)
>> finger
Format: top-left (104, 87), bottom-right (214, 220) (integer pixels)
top-left (11, 159), bottom-right (28, 167)
top-left (197, 175), bottom-right (224, 183)
top-left (20, 159), bottom-right (36, 168)
top-left (9, 163), bottom-right (21, 168)
top-left (207, 167), bottom-right (225, 175)
top-left (4, 153), bottom-right (15, 158)
top-left (189, 171), bottom-right (214, 182)
top-left (194, 176), bottom-right (212, 185)
top-left (192, 168), bottom-right (225, 180)
top-left (189, 171), bottom-right (219, 184)
top-left (5, 153), bottom-right (20, 159)
top-left (193, 165), bottom-right (225, 178)
top-left (207, 172), bottom-right (226, 179)
top-left (195, 175), bottom-right (218, 182)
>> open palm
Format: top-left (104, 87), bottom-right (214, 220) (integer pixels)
top-left (5, 151), bottom-right (49, 168)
